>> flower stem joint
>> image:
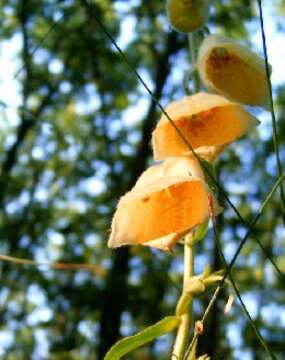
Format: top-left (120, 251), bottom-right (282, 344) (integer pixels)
top-left (176, 269), bottom-right (224, 316)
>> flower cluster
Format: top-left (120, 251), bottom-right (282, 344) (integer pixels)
top-left (105, 2), bottom-right (272, 358)
top-left (108, 4), bottom-right (270, 252)
top-left (108, 91), bottom-right (260, 251)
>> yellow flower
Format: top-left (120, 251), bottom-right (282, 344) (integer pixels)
top-left (166, 0), bottom-right (209, 34)
top-left (152, 92), bottom-right (259, 161)
top-left (108, 157), bottom-right (221, 251)
top-left (197, 35), bottom-right (270, 109)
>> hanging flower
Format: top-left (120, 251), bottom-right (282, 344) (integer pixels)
top-left (152, 92), bottom-right (259, 161)
top-left (108, 157), bottom-right (221, 251)
top-left (166, 0), bottom-right (209, 34)
top-left (197, 35), bottom-right (270, 109)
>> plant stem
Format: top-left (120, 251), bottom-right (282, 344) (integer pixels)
top-left (172, 240), bottom-right (194, 360)
top-left (188, 32), bottom-right (200, 93)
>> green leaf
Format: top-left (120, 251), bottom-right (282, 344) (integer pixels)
top-left (104, 316), bottom-right (180, 360)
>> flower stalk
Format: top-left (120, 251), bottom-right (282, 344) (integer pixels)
top-left (172, 239), bottom-right (195, 359)
top-left (188, 32), bottom-right (200, 93)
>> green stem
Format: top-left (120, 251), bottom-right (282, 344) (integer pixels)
top-left (172, 241), bottom-right (194, 360)
top-left (188, 32), bottom-right (200, 93)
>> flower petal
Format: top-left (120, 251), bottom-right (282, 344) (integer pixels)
top-left (152, 93), bottom-right (259, 161)
top-left (134, 156), bottom-right (205, 189)
top-left (108, 177), bottom-right (213, 248)
top-left (197, 35), bottom-right (270, 109)
top-left (141, 232), bottom-right (186, 251)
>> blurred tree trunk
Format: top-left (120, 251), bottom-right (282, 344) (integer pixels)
top-left (95, 28), bottom-right (180, 357)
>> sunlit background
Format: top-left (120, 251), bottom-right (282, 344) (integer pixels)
top-left (0, 1), bottom-right (284, 359)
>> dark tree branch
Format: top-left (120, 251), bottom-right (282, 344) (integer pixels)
top-left (1, 2), bottom-right (52, 177)
top-left (91, 24), bottom-right (181, 356)
top-left (0, 4), bottom-right (62, 204)
top-left (1, 87), bottom-right (56, 174)
top-left (1, 0), bottom-right (31, 174)
top-left (129, 33), bottom-right (180, 182)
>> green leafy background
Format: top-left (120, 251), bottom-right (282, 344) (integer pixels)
top-left (0, 0), bottom-right (284, 359)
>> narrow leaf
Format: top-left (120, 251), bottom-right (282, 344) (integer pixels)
top-left (104, 316), bottom-right (180, 360)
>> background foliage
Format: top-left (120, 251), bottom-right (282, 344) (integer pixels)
top-left (0, 0), bottom-right (284, 359)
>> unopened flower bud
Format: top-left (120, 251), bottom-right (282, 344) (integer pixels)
top-left (195, 320), bottom-right (204, 335)
top-left (166, 0), bottom-right (209, 34)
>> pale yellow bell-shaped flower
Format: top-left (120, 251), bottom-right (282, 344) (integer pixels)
top-left (197, 35), bottom-right (270, 109)
top-left (108, 157), bottom-right (221, 251)
top-left (152, 92), bottom-right (259, 161)
top-left (166, 0), bottom-right (209, 34)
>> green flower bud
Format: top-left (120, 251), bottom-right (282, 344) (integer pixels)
top-left (166, 0), bottom-right (209, 34)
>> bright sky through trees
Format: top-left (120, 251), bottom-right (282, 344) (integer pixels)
top-left (0, 1), bottom-right (284, 358)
